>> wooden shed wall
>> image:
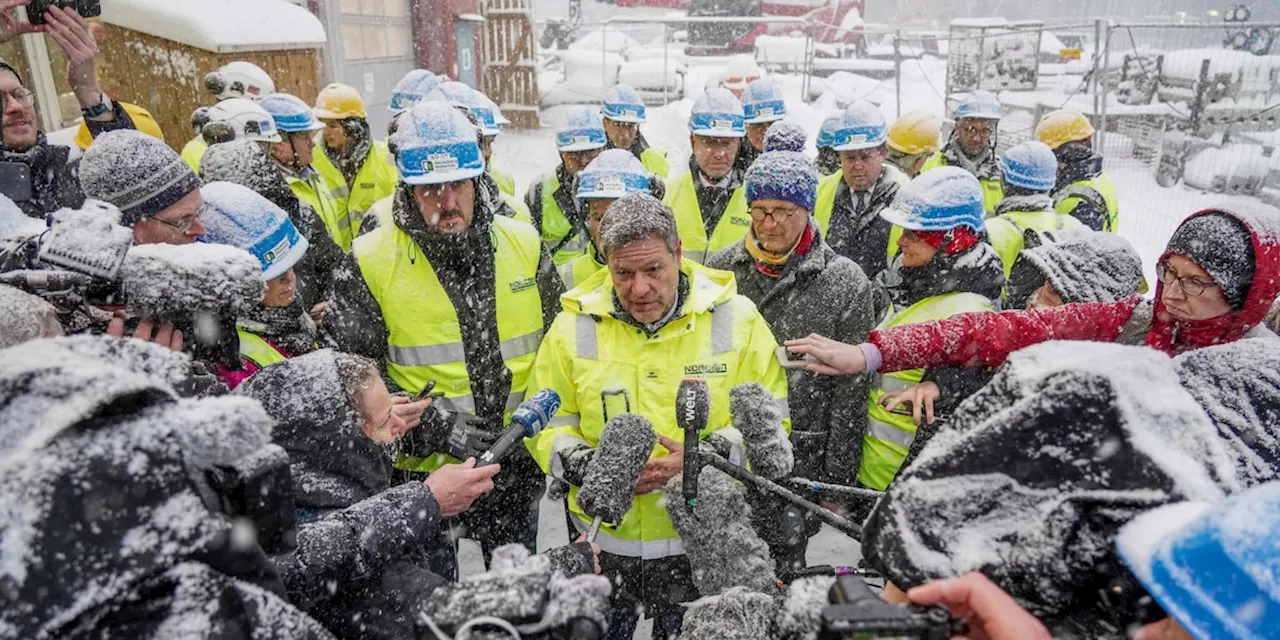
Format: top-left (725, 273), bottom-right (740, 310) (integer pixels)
top-left (95, 24), bottom-right (322, 152)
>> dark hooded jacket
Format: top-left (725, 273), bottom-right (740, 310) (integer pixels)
top-left (0, 336), bottom-right (333, 640)
top-left (200, 140), bottom-right (344, 309)
top-left (823, 168), bottom-right (902, 282)
top-left (236, 350), bottom-right (448, 639)
top-left (861, 340), bottom-right (1240, 636)
top-left (1006, 227), bottom-right (1145, 309)
top-left (5, 107), bottom-right (135, 221)
top-left (1054, 152), bottom-right (1108, 231)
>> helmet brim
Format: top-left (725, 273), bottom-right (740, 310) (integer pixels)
top-left (833, 138), bottom-right (886, 152)
top-left (604, 114), bottom-right (646, 124)
top-left (558, 141), bottom-right (608, 152)
top-left (690, 129), bottom-right (745, 139)
top-left (400, 167), bottom-right (485, 186)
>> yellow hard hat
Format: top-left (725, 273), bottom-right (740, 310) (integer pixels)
top-left (1035, 110), bottom-right (1095, 150)
top-left (313, 83), bottom-right (367, 120)
top-left (76, 101), bottom-right (165, 150)
top-left (887, 110), bottom-right (943, 155)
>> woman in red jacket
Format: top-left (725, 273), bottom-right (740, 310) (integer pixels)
top-left (784, 201), bottom-right (1280, 376)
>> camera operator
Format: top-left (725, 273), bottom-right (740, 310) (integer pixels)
top-left (1, 1), bottom-right (136, 219)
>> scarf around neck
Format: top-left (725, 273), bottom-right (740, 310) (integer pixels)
top-left (746, 220), bottom-right (816, 278)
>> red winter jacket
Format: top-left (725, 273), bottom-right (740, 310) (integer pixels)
top-left (871, 203), bottom-right (1280, 373)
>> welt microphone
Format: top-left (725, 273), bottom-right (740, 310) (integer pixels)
top-left (676, 378), bottom-right (710, 508)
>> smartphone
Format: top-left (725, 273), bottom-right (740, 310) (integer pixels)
top-left (0, 161), bottom-right (32, 203)
top-left (413, 379), bottom-right (439, 402)
top-left (776, 346), bottom-right (811, 366)
top-left (26, 0), bottom-right (102, 26)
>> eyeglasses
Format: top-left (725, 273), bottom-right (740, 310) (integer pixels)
top-left (153, 204), bottom-right (206, 235)
top-left (749, 204), bottom-right (801, 223)
top-left (960, 123), bottom-right (994, 136)
top-left (2, 87), bottom-right (35, 108)
top-left (1159, 261), bottom-right (1220, 297)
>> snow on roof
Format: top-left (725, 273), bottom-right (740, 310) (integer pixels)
top-left (1161, 49), bottom-right (1260, 80)
top-left (101, 0), bottom-right (326, 53)
top-left (950, 17), bottom-right (1011, 28)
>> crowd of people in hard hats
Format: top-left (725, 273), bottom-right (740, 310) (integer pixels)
top-left (3, 6), bottom-right (1280, 637)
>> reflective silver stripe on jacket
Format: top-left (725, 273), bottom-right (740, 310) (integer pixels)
top-left (866, 417), bottom-right (915, 448)
top-left (388, 331), bottom-right (543, 368)
top-left (570, 514), bottom-right (685, 559)
top-left (576, 315), bottom-right (598, 360)
top-left (710, 302), bottom-right (734, 355)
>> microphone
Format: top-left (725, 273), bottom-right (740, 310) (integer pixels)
top-left (576, 413), bottom-right (656, 542)
top-left (731, 382), bottom-right (793, 479)
top-left (120, 243), bottom-right (265, 322)
top-left (680, 586), bottom-right (778, 640)
top-left (476, 389), bottom-right (561, 468)
top-left (676, 378), bottom-right (710, 508)
top-left (664, 466), bottom-right (779, 597)
top-left (37, 202), bottom-right (133, 281)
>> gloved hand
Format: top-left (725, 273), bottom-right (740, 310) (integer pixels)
top-left (440, 414), bottom-right (499, 461)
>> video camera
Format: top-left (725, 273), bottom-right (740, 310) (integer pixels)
top-left (819, 575), bottom-right (967, 640)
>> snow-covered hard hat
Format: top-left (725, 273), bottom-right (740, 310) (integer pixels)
top-left (602, 85), bottom-right (647, 123)
top-left (204, 61), bottom-right (274, 101)
top-left (313, 83), bottom-right (368, 121)
top-left (816, 115), bottom-right (842, 150)
top-left (577, 149), bottom-right (650, 200)
top-left (689, 88), bottom-right (745, 138)
top-left (1035, 109), bottom-right (1095, 150)
top-left (199, 181), bottom-right (309, 281)
top-left (556, 107), bottom-right (608, 152)
top-left (425, 81), bottom-right (501, 136)
top-left (475, 92), bottom-right (510, 127)
top-left (201, 98), bottom-right (282, 144)
top-left (260, 93), bottom-right (324, 134)
top-left (888, 110), bottom-right (943, 155)
top-left (881, 166), bottom-right (985, 233)
top-left (391, 101), bottom-right (486, 186)
top-left (389, 69), bottom-right (440, 114)
top-left (1117, 481), bottom-right (1280, 640)
top-left (998, 141), bottom-right (1058, 191)
top-left (740, 81), bottom-right (786, 124)
top-left (954, 90), bottom-right (1002, 121)
top-left (831, 100), bottom-right (888, 152)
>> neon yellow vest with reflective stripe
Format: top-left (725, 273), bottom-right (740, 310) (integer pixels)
top-left (313, 140), bottom-right (398, 250)
top-left (557, 252), bottom-right (604, 291)
top-left (285, 171), bottom-right (346, 251)
top-left (503, 191), bottom-right (532, 225)
top-left (920, 151), bottom-right (1004, 215)
top-left (490, 165), bottom-right (516, 196)
top-left (236, 328), bottom-right (289, 369)
top-left (181, 135), bottom-right (207, 173)
top-left (538, 173), bottom-right (590, 266)
top-left (813, 169), bottom-right (905, 258)
top-left (662, 172), bottom-right (751, 264)
top-left (353, 215), bottom-right (547, 471)
top-left (985, 208), bottom-right (1082, 278)
top-left (640, 147), bottom-right (670, 179)
top-left (1054, 174), bottom-right (1120, 233)
top-left (859, 292), bottom-right (994, 490)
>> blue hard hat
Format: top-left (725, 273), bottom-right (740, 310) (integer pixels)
top-left (602, 85), bottom-right (647, 123)
top-left (741, 80), bottom-right (786, 124)
top-left (1117, 481), bottom-right (1280, 640)
top-left (689, 88), bottom-right (745, 138)
top-left (817, 115), bottom-right (842, 149)
top-left (998, 141), bottom-right (1058, 191)
top-left (199, 181), bottom-right (308, 281)
top-left (556, 106), bottom-right (608, 152)
top-left (259, 93), bottom-right (324, 134)
top-left (955, 90), bottom-right (1002, 121)
top-left (831, 100), bottom-right (888, 152)
top-left (389, 69), bottom-right (440, 113)
top-left (880, 166), bottom-right (985, 232)
top-left (426, 81), bottom-right (501, 136)
top-left (475, 92), bottom-right (510, 127)
top-left (391, 101), bottom-right (486, 185)
top-left (577, 149), bottom-right (650, 200)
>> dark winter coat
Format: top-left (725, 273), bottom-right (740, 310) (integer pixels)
top-left (707, 222), bottom-right (876, 484)
top-left (1005, 227), bottom-right (1145, 309)
top-left (0, 336), bottom-right (333, 640)
top-left (867, 203), bottom-right (1280, 369)
top-left (1054, 155), bottom-right (1108, 231)
top-left (861, 340), bottom-right (1239, 634)
top-left (200, 140), bottom-right (344, 309)
top-left (823, 169), bottom-right (901, 282)
top-left (734, 139), bottom-right (762, 175)
top-left (687, 155), bottom-right (747, 240)
top-left (5, 108), bottom-right (135, 221)
top-left (236, 350), bottom-right (448, 639)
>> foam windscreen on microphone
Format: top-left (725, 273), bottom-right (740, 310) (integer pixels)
top-left (576, 413), bottom-right (656, 525)
top-left (542, 572), bottom-right (612, 634)
top-left (665, 467), bottom-right (778, 597)
top-left (121, 243), bottom-right (265, 320)
top-left (774, 575), bottom-right (837, 640)
top-left (679, 586), bottom-right (778, 640)
top-left (731, 382), bottom-right (793, 479)
top-left (421, 544), bottom-right (551, 627)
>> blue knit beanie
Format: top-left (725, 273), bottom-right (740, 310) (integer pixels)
top-left (745, 151), bottom-right (817, 211)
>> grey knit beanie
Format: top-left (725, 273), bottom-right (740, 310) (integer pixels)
top-left (79, 130), bottom-right (204, 227)
top-left (1164, 212), bottom-right (1255, 309)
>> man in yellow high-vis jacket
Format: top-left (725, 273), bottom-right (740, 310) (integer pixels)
top-left (524, 106), bottom-right (607, 266)
top-left (1036, 109), bottom-right (1121, 233)
top-left (310, 83), bottom-right (398, 251)
top-left (602, 84), bottom-right (671, 180)
top-left (919, 90), bottom-right (1005, 214)
top-left (661, 87), bottom-right (754, 264)
top-left (525, 192), bottom-right (790, 638)
top-left (324, 102), bottom-right (565, 573)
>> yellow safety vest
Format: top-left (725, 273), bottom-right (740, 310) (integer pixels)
top-left (490, 165), bottom-right (517, 196)
top-left (353, 215), bottom-right (547, 472)
top-left (1054, 174), bottom-right (1120, 233)
top-left (236, 328), bottom-right (289, 369)
top-left (525, 260), bottom-right (791, 558)
top-left (859, 292), bottom-right (994, 490)
top-left (813, 168), bottom-right (906, 258)
top-left (920, 151), bottom-right (1004, 215)
top-left (284, 171), bottom-right (346, 251)
top-left (536, 172), bottom-right (591, 266)
top-left (313, 139), bottom-right (398, 250)
top-left (640, 147), bottom-right (670, 180)
top-left (985, 208), bottom-right (1083, 278)
top-left (662, 172), bottom-right (751, 264)
top-left (557, 251), bottom-right (604, 290)
top-left (503, 191), bottom-right (533, 225)
top-left (181, 135), bottom-right (207, 173)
